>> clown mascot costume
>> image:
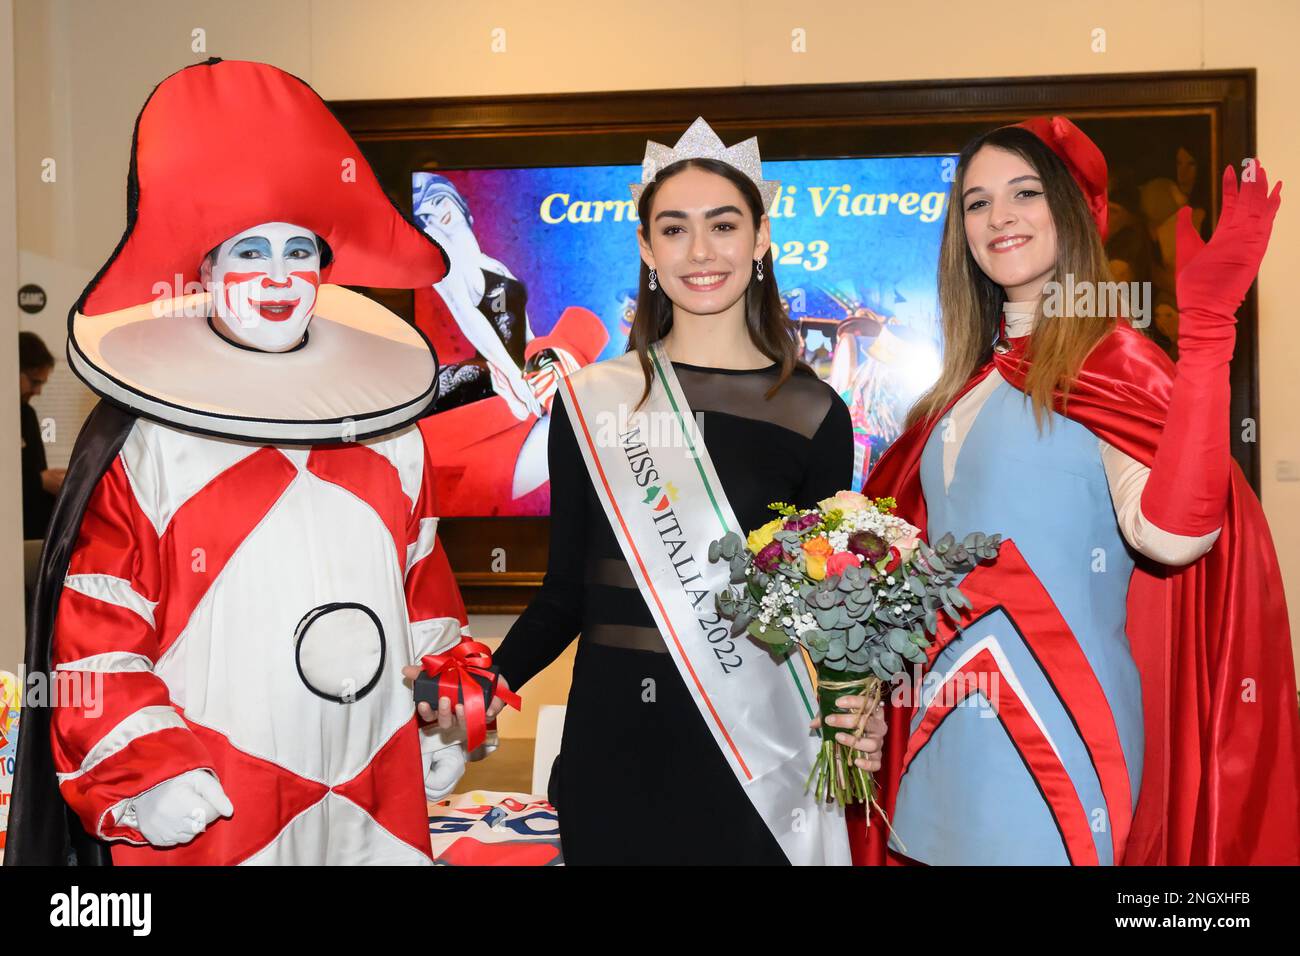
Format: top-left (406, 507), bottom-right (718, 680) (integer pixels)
top-left (6, 58), bottom-right (478, 866)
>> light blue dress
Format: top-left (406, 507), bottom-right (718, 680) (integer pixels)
top-left (889, 375), bottom-right (1144, 865)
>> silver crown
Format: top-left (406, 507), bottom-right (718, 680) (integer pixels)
top-left (629, 116), bottom-right (781, 210)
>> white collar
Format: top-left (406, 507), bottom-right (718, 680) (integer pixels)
top-left (69, 284), bottom-right (437, 443)
top-left (1003, 299), bottom-right (1039, 338)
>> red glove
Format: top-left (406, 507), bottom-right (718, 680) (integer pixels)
top-left (1140, 163), bottom-right (1283, 537)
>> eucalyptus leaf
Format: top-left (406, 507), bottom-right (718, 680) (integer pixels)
top-left (886, 629), bottom-right (912, 655)
top-left (803, 629), bottom-right (830, 653)
top-left (846, 623), bottom-right (867, 652)
top-left (902, 643), bottom-right (928, 664)
top-left (814, 607), bottom-right (840, 631)
top-left (869, 658), bottom-right (894, 681)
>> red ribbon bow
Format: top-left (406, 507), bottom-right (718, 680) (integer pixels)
top-left (420, 641), bottom-right (521, 752)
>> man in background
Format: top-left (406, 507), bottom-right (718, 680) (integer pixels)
top-left (17, 331), bottom-right (64, 539)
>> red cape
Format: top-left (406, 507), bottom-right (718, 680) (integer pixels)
top-left (850, 324), bottom-right (1300, 865)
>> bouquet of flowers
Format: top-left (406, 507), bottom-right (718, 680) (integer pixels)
top-left (708, 491), bottom-right (1002, 808)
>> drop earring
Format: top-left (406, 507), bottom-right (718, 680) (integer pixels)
top-left (648, 269), bottom-right (657, 291)
top-left (755, 259), bottom-right (764, 282)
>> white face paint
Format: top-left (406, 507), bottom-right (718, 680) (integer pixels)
top-left (204, 221), bottom-right (322, 352)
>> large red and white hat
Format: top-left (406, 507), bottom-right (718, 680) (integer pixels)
top-left (69, 58), bottom-right (449, 442)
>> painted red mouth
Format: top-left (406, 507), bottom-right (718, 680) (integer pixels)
top-left (253, 299), bottom-right (300, 322)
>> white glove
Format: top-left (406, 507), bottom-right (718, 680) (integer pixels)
top-left (425, 745), bottom-right (467, 801)
top-left (121, 769), bottom-right (234, 847)
top-left (420, 725), bottom-right (468, 801)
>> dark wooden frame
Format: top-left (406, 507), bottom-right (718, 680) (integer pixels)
top-left (329, 70), bottom-right (1258, 613)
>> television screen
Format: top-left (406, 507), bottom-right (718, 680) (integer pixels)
top-left (413, 156), bottom-right (952, 517)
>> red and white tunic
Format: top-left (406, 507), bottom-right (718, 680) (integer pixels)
top-left (48, 418), bottom-right (469, 865)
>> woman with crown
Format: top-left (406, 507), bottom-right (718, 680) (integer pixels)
top-left (856, 117), bottom-right (1300, 865)
top-left (6, 59), bottom-right (478, 866)
top-left (474, 118), bottom-right (885, 865)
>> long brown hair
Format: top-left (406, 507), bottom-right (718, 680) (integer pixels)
top-left (629, 157), bottom-right (805, 408)
top-left (907, 126), bottom-right (1118, 431)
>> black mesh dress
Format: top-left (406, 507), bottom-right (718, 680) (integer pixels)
top-left (492, 360), bottom-right (854, 865)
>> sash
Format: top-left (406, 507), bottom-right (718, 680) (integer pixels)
top-left (558, 342), bottom-right (852, 865)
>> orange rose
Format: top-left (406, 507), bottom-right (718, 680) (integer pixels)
top-left (801, 536), bottom-right (834, 581)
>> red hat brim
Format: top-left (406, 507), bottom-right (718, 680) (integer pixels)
top-left (78, 58), bottom-right (448, 317)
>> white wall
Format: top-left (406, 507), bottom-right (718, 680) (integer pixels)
top-left (1, 0), bottom-right (23, 673)
top-left (6, 0), bottom-right (1299, 676)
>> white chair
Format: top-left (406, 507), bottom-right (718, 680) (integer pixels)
top-left (530, 704), bottom-right (566, 797)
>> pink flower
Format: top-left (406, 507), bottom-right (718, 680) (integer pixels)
top-left (892, 533), bottom-right (920, 562)
top-left (895, 533), bottom-right (919, 549)
top-left (784, 513), bottom-right (821, 533)
top-left (825, 551), bottom-right (863, 578)
top-left (755, 540), bottom-right (784, 573)
top-left (817, 490), bottom-right (873, 513)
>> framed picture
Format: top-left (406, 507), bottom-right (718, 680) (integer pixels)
top-left (330, 69), bottom-right (1257, 612)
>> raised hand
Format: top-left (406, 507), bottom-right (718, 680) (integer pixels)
top-left (1139, 164), bottom-right (1281, 539)
top-left (1175, 162), bottom-right (1283, 320)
